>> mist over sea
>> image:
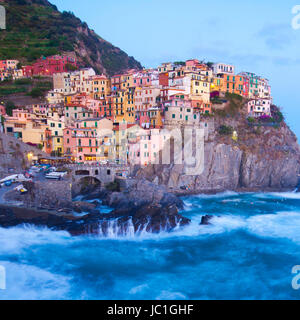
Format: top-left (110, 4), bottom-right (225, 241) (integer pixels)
top-left (1, 191), bottom-right (300, 300)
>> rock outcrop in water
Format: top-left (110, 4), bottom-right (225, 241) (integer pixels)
top-left (0, 203), bottom-right (189, 237)
top-left (93, 179), bottom-right (190, 236)
top-left (200, 215), bottom-right (214, 225)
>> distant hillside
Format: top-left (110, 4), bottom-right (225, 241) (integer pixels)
top-left (0, 0), bottom-right (143, 76)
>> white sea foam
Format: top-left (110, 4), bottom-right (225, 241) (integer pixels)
top-left (0, 261), bottom-right (71, 300)
top-left (256, 191), bottom-right (300, 200)
top-left (129, 284), bottom-right (149, 295)
top-left (221, 198), bottom-right (242, 203)
top-left (194, 191), bottom-right (239, 199)
top-left (246, 211), bottom-right (300, 243)
top-left (156, 290), bottom-right (188, 300)
top-left (1, 193), bottom-right (300, 244)
top-left (0, 225), bottom-right (72, 254)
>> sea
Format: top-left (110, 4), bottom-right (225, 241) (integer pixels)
top-left (1, 191), bottom-right (300, 300)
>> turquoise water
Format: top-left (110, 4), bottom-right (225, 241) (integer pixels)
top-left (1, 191), bottom-right (300, 300)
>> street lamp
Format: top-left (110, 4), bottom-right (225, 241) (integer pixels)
top-left (27, 152), bottom-right (33, 161)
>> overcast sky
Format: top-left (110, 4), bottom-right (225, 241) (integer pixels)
top-left (51, 0), bottom-right (300, 139)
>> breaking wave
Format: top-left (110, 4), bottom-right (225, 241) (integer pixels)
top-left (1, 191), bottom-right (300, 300)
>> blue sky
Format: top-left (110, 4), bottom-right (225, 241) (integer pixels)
top-left (51, 0), bottom-right (300, 139)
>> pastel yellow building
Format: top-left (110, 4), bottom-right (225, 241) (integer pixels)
top-left (47, 111), bottom-right (65, 154)
top-left (124, 87), bottom-right (136, 124)
top-left (190, 76), bottom-right (210, 103)
top-left (91, 75), bottom-right (111, 100)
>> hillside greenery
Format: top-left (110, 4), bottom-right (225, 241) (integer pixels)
top-left (0, 77), bottom-right (53, 99)
top-left (0, 0), bottom-right (142, 75)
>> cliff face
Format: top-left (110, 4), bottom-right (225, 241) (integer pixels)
top-left (0, 0), bottom-right (142, 75)
top-left (0, 132), bottom-right (47, 179)
top-left (136, 112), bottom-right (300, 193)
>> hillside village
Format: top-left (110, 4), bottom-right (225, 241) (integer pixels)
top-left (0, 54), bottom-right (275, 166)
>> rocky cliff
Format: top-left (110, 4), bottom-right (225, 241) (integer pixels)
top-left (136, 103), bottom-right (300, 193)
top-left (0, 132), bottom-right (47, 178)
top-left (0, 0), bottom-right (142, 75)
top-left (2, 179), bottom-right (189, 236)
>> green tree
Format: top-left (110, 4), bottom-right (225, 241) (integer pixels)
top-left (5, 101), bottom-right (16, 116)
top-left (218, 125), bottom-right (234, 135)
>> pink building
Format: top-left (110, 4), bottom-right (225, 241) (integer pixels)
top-left (134, 87), bottom-right (161, 128)
top-left (0, 60), bottom-right (19, 71)
top-left (23, 55), bottom-right (77, 77)
top-left (128, 129), bottom-right (167, 166)
top-left (12, 109), bottom-right (32, 121)
top-left (64, 127), bottom-right (98, 162)
top-left (247, 99), bottom-right (271, 117)
top-left (185, 59), bottom-right (200, 67)
top-left (132, 71), bottom-right (156, 87)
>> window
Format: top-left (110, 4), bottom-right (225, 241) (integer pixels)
top-left (172, 114), bottom-right (175, 119)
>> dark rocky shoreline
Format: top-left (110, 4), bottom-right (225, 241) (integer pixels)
top-left (0, 179), bottom-right (190, 236)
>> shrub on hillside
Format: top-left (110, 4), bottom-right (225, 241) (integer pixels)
top-left (5, 101), bottom-right (16, 116)
top-left (28, 87), bottom-right (44, 98)
top-left (225, 92), bottom-right (243, 102)
top-left (259, 114), bottom-right (273, 122)
top-left (218, 125), bottom-right (234, 135)
top-left (14, 78), bottom-right (32, 85)
top-left (271, 105), bottom-right (284, 123)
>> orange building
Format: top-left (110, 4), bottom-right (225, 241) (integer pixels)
top-left (220, 74), bottom-right (245, 96)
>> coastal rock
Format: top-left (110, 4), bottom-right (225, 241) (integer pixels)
top-left (0, 203), bottom-right (190, 237)
top-left (200, 215), bottom-right (214, 225)
top-left (101, 179), bottom-right (184, 210)
top-left (72, 201), bottom-right (97, 213)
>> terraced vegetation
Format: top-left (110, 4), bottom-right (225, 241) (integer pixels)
top-left (0, 0), bottom-right (142, 75)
